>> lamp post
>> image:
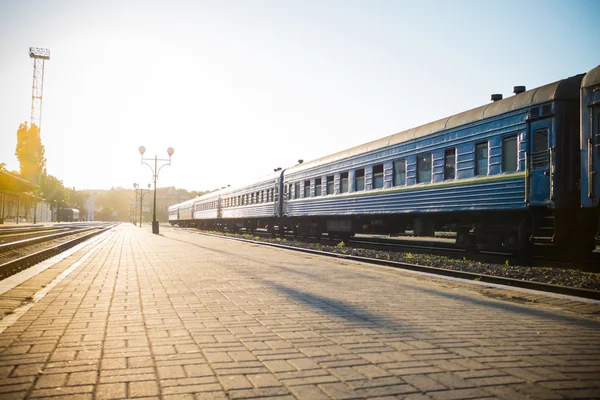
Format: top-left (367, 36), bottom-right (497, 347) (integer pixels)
top-left (133, 183), bottom-right (151, 227)
top-left (139, 146), bottom-right (174, 234)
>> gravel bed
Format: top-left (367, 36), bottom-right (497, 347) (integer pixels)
top-left (200, 230), bottom-right (600, 291)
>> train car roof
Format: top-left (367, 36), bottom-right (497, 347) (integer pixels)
top-left (582, 64), bottom-right (600, 89)
top-left (193, 171), bottom-right (281, 203)
top-left (168, 198), bottom-right (194, 210)
top-left (287, 73), bottom-right (584, 175)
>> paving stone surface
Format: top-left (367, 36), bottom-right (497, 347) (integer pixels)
top-left (0, 224), bottom-right (599, 399)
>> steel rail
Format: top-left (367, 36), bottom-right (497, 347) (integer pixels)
top-left (183, 229), bottom-right (600, 301)
top-left (0, 227), bottom-right (64, 237)
top-left (0, 228), bottom-right (70, 245)
top-left (0, 224), bottom-right (118, 277)
top-left (0, 227), bottom-right (100, 253)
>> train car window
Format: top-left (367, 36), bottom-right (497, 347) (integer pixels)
top-left (444, 149), bottom-right (456, 180)
top-left (502, 136), bottom-right (518, 172)
top-left (340, 172), bottom-right (349, 193)
top-left (304, 180), bottom-right (310, 197)
top-left (393, 159), bottom-right (406, 186)
top-left (475, 142), bottom-right (488, 176)
top-left (294, 182), bottom-right (300, 199)
top-left (532, 129), bottom-right (549, 169)
top-left (326, 175), bottom-right (334, 195)
top-left (356, 168), bottom-right (365, 191)
top-left (315, 178), bottom-right (322, 196)
top-left (417, 153), bottom-right (432, 183)
top-left (373, 165), bottom-right (384, 189)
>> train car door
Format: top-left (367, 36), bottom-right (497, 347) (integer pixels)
top-left (587, 97), bottom-right (600, 203)
top-left (528, 118), bottom-right (553, 205)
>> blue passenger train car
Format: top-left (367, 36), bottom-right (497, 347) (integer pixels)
top-left (282, 75), bottom-right (585, 251)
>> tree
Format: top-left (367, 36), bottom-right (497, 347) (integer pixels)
top-left (39, 173), bottom-right (67, 205)
top-left (15, 122), bottom-right (46, 184)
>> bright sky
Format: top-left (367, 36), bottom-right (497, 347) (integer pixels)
top-left (1, 0), bottom-right (598, 192)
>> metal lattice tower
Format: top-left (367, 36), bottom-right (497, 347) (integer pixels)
top-left (29, 47), bottom-right (50, 129)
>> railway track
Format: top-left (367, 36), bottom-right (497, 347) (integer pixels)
top-left (175, 227), bottom-right (600, 300)
top-left (0, 223), bottom-right (118, 281)
top-left (242, 229), bottom-right (597, 271)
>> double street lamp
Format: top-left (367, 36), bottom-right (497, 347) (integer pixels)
top-left (133, 183), bottom-right (151, 227)
top-left (139, 146), bottom-right (174, 234)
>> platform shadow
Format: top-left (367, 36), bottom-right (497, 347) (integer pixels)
top-left (408, 284), bottom-right (600, 327)
top-left (259, 280), bottom-right (400, 328)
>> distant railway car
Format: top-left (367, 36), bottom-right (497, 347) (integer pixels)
top-left (170, 173), bottom-right (281, 232)
top-left (218, 173), bottom-right (280, 233)
top-left (168, 204), bottom-right (179, 225)
top-left (60, 208), bottom-right (80, 222)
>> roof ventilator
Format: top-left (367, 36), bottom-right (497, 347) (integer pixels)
top-left (541, 103), bottom-right (553, 116)
top-left (528, 107), bottom-right (540, 119)
top-left (491, 94), bottom-right (503, 102)
top-left (513, 86), bottom-right (526, 94)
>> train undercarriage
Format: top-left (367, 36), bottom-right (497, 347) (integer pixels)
top-left (172, 207), bottom-right (598, 258)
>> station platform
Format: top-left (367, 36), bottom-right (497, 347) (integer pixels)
top-left (0, 224), bottom-right (599, 400)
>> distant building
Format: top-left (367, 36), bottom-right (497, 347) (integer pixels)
top-left (85, 198), bottom-right (94, 221)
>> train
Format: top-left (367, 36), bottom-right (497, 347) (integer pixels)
top-left (59, 208), bottom-right (80, 222)
top-left (169, 65), bottom-right (600, 256)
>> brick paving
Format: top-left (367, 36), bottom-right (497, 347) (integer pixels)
top-left (0, 224), bottom-right (599, 399)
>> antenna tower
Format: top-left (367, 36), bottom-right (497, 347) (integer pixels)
top-left (28, 47), bottom-right (50, 129)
